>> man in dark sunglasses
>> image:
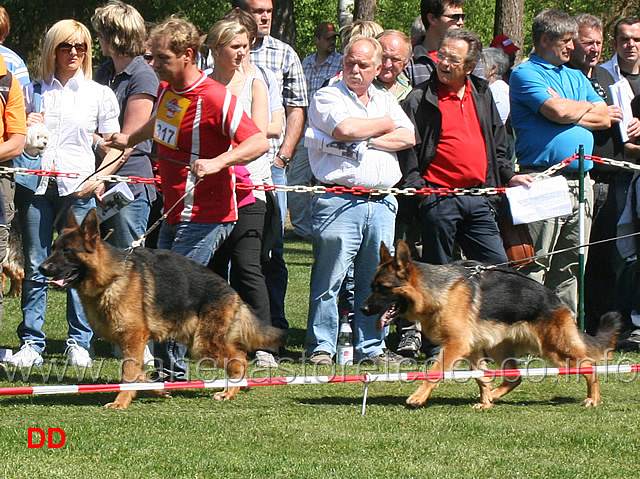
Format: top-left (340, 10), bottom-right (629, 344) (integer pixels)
top-left (404, 0), bottom-right (466, 87)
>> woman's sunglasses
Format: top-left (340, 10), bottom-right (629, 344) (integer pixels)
top-left (143, 53), bottom-right (153, 62)
top-left (56, 42), bottom-right (87, 54)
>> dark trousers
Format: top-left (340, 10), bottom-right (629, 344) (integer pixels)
top-left (210, 199), bottom-right (271, 329)
top-left (418, 194), bottom-right (507, 265)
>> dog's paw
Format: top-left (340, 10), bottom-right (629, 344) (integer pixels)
top-left (213, 390), bottom-right (237, 401)
top-left (152, 389), bottom-right (171, 399)
top-left (104, 401), bottom-right (129, 410)
top-left (583, 398), bottom-right (600, 407)
top-left (406, 395), bottom-right (426, 408)
top-left (472, 401), bottom-right (494, 410)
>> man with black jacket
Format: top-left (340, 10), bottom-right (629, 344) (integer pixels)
top-left (399, 28), bottom-right (532, 266)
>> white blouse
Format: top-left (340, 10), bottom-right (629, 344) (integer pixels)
top-left (24, 70), bottom-right (120, 196)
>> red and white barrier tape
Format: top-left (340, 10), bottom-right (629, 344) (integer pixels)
top-left (0, 363), bottom-right (638, 398)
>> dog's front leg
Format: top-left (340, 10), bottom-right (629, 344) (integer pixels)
top-left (104, 337), bottom-right (149, 409)
top-left (407, 343), bottom-right (470, 407)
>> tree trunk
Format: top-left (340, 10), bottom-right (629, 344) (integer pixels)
top-left (337, 0), bottom-right (354, 29)
top-left (493, 0), bottom-right (524, 63)
top-left (353, 0), bottom-right (376, 21)
top-left (272, 0), bottom-right (297, 49)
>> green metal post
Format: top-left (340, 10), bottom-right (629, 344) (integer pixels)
top-left (578, 145), bottom-right (585, 331)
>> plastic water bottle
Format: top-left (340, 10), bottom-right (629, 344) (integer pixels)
top-left (337, 312), bottom-right (354, 366)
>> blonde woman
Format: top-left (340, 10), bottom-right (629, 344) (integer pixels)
top-left (9, 20), bottom-right (121, 368)
top-left (207, 19), bottom-right (278, 367)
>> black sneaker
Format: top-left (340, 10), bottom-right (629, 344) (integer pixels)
top-left (396, 331), bottom-right (422, 358)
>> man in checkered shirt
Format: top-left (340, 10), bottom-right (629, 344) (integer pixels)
top-left (288, 22), bottom-right (343, 240)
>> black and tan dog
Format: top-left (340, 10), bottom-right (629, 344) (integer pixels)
top-left (39, 208), bottom-right (286, 409)
top-left (361, 240), bottom-right (621, 409)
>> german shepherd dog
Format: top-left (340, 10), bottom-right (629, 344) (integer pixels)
top-left (39, 209), bottom-right (286, 409)
top-left (361, 240), bottom-right (621, 409)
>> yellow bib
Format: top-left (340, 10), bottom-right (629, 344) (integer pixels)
top-left (154, 90), bottom-right (192, 149)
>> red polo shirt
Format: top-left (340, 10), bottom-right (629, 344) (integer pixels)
top-left (423, 79), bottom-right (487, 188)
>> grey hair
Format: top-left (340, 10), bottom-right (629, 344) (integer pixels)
top-left (532, 9), bottom-right (577, 46)
top-left (482, 47), bottom-right (509, 77)
top-left (440, 28), bottom-right (482, 68)
top-left (574, 13), bottom-right (603, 32)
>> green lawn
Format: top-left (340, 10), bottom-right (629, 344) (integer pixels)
top-left (1, 239), bottom-right (639, 479)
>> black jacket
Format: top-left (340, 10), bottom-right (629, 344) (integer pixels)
top-left (397, 74), bottom-right (515, 191)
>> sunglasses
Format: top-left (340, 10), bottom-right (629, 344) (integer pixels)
top-left (143, 53), bottom-right (154, 61)
top-left (56, 42), bottom-right (87, 54)
top-left (440, 13), bottom-right (466, 22)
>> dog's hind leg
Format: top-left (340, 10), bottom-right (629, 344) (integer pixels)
top-left (213, 351), bottom-right (248, 402)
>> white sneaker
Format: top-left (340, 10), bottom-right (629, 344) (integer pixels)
top-left (65, 339), bottom-right (93, 367)
top-left (7, 340), bottom-right (43, 367)
top-left (112, 343), bottom-right (154, 365)
top-left (143, 344), bottom-right (154, 365)
top-left (255, 350), bottom-right (278, 368)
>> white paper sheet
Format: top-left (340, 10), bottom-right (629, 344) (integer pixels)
top-left (505, 176), bottom-right (572, 225)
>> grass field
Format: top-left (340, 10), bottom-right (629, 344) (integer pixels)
top-left (1, 238), bottom-right (639, 479)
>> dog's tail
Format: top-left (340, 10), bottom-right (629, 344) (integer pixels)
top-left (230, 300), bottom-right (287, 352)
top-left (583, 311), bottom-right (622, 360)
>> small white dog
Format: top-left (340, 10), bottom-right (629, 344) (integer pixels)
top-left (23, 122), bottom-right (50, 157)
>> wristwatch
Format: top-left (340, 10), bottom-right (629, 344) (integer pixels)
top-left (276, 152), bottom-right (290, 166)
top-left (367, 137), bottom-right (374, 149)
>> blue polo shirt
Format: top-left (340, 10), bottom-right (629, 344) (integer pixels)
top-left (510, 54), bottom-right (603, 171)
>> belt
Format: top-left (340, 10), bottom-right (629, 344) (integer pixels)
top-left (319, 182), bottom-right (386, 201)
top-left (522, 167), bottom-right (588, 181)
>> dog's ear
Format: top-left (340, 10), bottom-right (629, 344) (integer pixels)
top-left (79, 209), bottom-right (101, 252)
top-left (67, 208), bottom-right (79, 229)
top-left (394, 240), bottom-right (412, 271)
top-left (379, 241), bottom-right (392, 264)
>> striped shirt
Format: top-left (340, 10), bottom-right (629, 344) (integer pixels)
top-left (0, 45), bottom-right (29, 86)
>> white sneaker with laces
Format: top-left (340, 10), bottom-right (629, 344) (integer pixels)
top-left (255, 350), bottom-right (278, 368)
top-left (7, 340), bottom-right (43, 367)
top-left (65, 339), bottom-right (93, 367)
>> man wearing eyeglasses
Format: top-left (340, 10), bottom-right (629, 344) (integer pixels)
top-left (404, 0), bottom-right (466, 87)
top-left (398, 28), bottom-right (532, 282)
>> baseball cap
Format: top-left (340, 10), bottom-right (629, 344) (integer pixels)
top-left (490, 35), bottom-right (520, 55)
top-left (315, 22), bottom-right (338, 38)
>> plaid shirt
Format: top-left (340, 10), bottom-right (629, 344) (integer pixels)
top-left (302, 51), bottom-right (343, 101)
top-left (250, 35), bottom-right (308, 109)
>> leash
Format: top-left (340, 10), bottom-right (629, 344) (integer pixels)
top-left (51, 150), bottom-right (126, 231)
top-left (467, 230), bottom-right (640, 275)
top-left (126, 176), bottom-right (205, 251)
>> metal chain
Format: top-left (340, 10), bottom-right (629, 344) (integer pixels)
top-left (3, 153), bottom-right (639, 197)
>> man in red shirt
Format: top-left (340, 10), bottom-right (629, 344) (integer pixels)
top-left (109, 17), bottom-right (268, 380)
top-left (400, 28), bottom-right (531, 266)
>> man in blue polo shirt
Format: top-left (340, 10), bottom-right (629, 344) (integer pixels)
top-left (510, 8), bottom-right (610, 314)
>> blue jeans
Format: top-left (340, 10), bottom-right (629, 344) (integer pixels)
top-left (100, 189), bottom-right (152, 249)
top-left (15, 186), bottom-right (96, 354)
top-left (305, 192), bottom-right (397, 359)
top-left (154, 219), bottom-right (234, 380)
top-left (262, 164), bottom-right (289, 330)
top-left (287, 142), bottom-right (313, 239)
